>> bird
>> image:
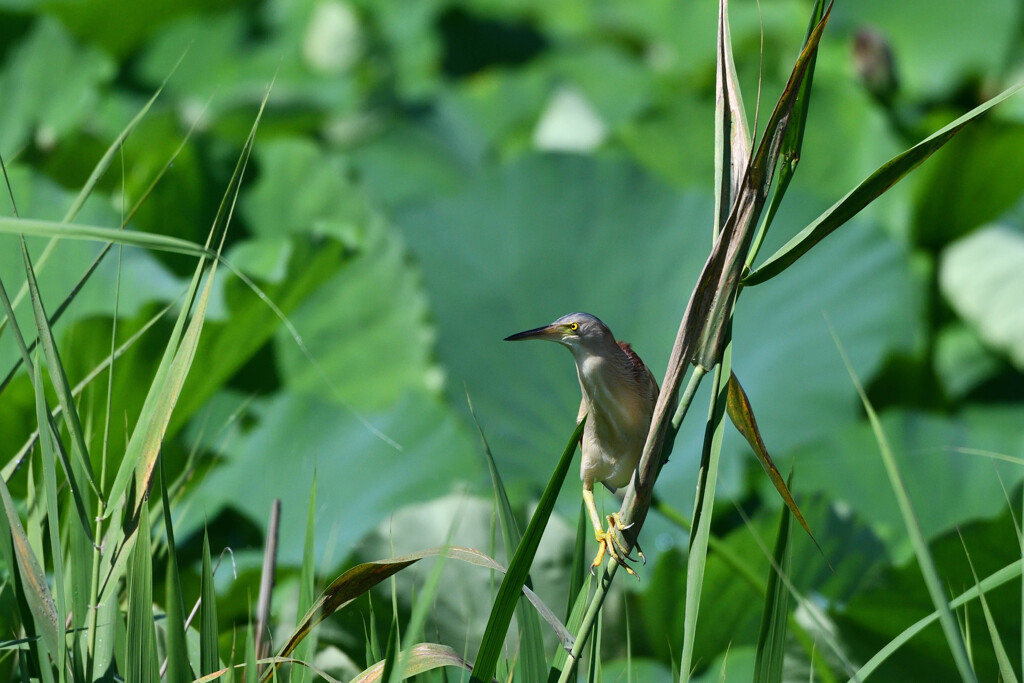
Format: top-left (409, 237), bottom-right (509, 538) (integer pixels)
top-left (505, 312), bottom-right (659, 574)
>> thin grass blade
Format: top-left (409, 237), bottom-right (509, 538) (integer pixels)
top-left (161, 457), bottom-right (192, 683)
top-left (830, 324), bottom-right (977, 683)
top-left (470, 418), bottom-right (586, 683)
top-left (752, 481), bottom-right (794, 683)
top-left (291, 476), bottom-right (317, 683)
top-left (745, 79), bottom-right (1024, 285)
top-left (126, 502), bottom-right (158, 683)
top-left (469, 398), bottom-right (548, 682)
top-left (548, 574), bottom-right (593, 682)
top-left (957, 532), bottom-right (1018, 683)
top-left (200, 529), bottom-right (220, 676)
top-left (680, 341), bottom-right (732, 683)
top-left (33, 358), bottom-right (67, 680)
top-left (245, 618), bottom-right (258, 683)
top-left (14, 249), bottom-right (97, 538)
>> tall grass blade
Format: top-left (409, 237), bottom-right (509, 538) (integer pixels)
top-left (11, 251), bottom-right (96, 538)
top-left (33, 357), bottom-right (67, 681)
top-left (830, 323), bottom-right (977, 683)
top-left (126, 502), bottom-right (158, 683)
top-left (291, 477), bottom-right (318, 683)
top-left (245, 617), bottom-right (258, 683)
top-left (744, 79), bottom-right (1024, 285)
top-left (680, 341), bottom-right (732, 683)
top-left (160, 457), bottom-right (192, 683)
top-left (470, 418), bottom-right (586, 683)
top-left (201, 529), bottom-right (221, 676)
top-left (752, 481), bottom-right (794, 683)
top-left (469, 398), bottom-right (548, 683)
top-left (255, 500), bottom-right (281, 669)
top-left (958, 532), bottom-right (1018, 683)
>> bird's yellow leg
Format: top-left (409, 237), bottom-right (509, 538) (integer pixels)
top-left (583, 485), bottom-right (638, 577)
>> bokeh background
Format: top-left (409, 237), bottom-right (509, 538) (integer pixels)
top-left (2, 0), bottom-right (1024, 679)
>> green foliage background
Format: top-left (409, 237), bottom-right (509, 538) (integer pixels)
top-left (2, 0), bottom-right (1024, 679)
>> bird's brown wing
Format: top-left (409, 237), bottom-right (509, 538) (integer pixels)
top-left (617, 341), bottom-right (660, 397)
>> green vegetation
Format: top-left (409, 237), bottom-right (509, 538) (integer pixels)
top-left (2, 0), bottom-right (1024, 681)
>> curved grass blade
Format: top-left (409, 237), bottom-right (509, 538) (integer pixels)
top-left (850, 560), bottom-right (1021, 681)
top-left (354, 643), bottom-right (484, 683)
top-left (470, 418), bottom-right (586, 683)
top-left (270, 545), bottom-right (574, 676)
top-left (958, 531), bottom-right (1018, 683)
top-left (744, 79), bottom-right (1024, 285)
top-left (726, 371), bottom-right (825, 561)
top-left (829, 322), bottom-right (977, 683)
top-left (752, 484), bottom-right (793, 683)
top-left (0, 217), bottom-right (211, 257)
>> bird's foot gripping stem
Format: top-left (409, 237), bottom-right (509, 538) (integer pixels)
top-left (591, 513), bottom-right (646, 578)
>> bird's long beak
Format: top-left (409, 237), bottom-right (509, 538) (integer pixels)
top-left (504, 323), bottom-right (564, 342)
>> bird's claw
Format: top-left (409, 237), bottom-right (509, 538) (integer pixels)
top-left (591, 513), bottom-right (641, 579)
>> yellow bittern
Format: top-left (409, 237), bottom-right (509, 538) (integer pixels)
top-left (505, 312), bottom-right (659, 574)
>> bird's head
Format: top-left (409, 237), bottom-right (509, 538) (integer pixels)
top-left (504, 312), bottom-right (616, 355)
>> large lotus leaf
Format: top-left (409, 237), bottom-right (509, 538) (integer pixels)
top-left (394, 154), bottom-right (918, 504)
top-left (833, 0), bottom-right (1019, 101)
top-left (179, 388), bottom-right (480, 567)
top-left (940, 213), bottom-right (1024, 371)
top-left (831, 501), bottom-right (1021, 682)
top-left (912, 122), bottom-right (1024, 250)
top-left (236, 137), bottom-right (440, 410)
top-left (0, 18), bottom-right (114, 152)
top-left (775, 405), bottom-right (1024, 560)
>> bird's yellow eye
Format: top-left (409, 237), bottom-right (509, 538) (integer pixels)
top-left (569, 322), bottom-right (579, 332)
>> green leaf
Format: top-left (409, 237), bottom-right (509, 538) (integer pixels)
top-left (940, 218), bottom-right (1024, 371)
top-left (200, 529), bottom-right (220, 676)
top-left (725, 372), bottom-right (820, 555)
top-left (744, 79), bottom-right (1024, 285)
top-left (0, 18), bottom-right (114, 152)
top-left (397, 154), bottom-right (916, 499)
top-left (471, 418), bottom-right (585, 683)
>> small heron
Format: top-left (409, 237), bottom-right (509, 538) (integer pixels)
top-left (505, 312), bottom-right (659, 574)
